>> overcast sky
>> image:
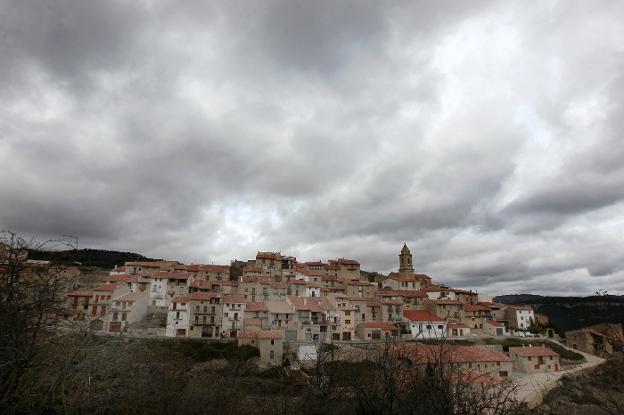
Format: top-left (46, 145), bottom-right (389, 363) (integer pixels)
top-left (1, 1), bottom-right (624, 296)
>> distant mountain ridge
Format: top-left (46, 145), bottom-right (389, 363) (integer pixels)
top-left (495, 293), bottom-right (624, 333)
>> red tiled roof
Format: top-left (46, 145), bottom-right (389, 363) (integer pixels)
top-left (287, 296), bottom-right (324, 312)
top-left (94, 284), bottom-right (118, 292)
top-left (223, 295), bottom-right (246, 303)
top-left (337, 258), bottom-right (360, 266)
top-left (305, 261), bottom-right (325, 266)
top-left (172, 295), bottom-right (190, 303)
top-left (245, 301), bottom-right (268, 312)
top-left (509, 346), bottom-right (558, 357)
top-left (238, 330), bottom-right (283, 340)
top-left (485, 320), bottom-right (504, 327)
top-left (361, 322), bottom-right (397, 330)
top-left (114, 292), bottom-right (143, 302)
top-left (190, 292), bottom-right (220, 301)
top-left (398, 344), bottom-right (511, 364)
top-left (200, 264), bottom-right (230, 273)
top-left (107, 274), bottom-right (139, 283)
top-left (403, 310), bottom-right (444, 322)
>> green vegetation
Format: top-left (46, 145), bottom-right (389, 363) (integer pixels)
top-left (128, 338), bottom-right (260, 362)
top-left (28, 248), bottom-right (159, 269)
top-left (537, 356), bottom-right (624, 414)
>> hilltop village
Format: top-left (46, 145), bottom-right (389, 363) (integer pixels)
top-left (61, 245), bottom-right (569, 375)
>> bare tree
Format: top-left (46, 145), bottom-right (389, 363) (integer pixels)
top-left (0, 231), bottom-right (77, 411)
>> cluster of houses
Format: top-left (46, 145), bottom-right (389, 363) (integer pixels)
top-left (64, 244), bottom-right (562, 373)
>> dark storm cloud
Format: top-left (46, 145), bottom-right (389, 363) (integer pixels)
top-left (1, 0), bottom-right (624, 296)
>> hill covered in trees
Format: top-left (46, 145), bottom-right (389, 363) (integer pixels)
top-left (28, 248), bottom-right (160, 270)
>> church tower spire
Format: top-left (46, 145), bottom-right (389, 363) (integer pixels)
top-left (399, 243), bottom-right (415, 277)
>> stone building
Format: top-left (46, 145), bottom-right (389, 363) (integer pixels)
top-left (509, 346), bottom-right (560, 373)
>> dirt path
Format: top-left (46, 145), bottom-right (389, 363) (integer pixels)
top-left (513, 341), bottom-right (605, 408)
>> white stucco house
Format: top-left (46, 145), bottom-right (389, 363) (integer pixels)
top-left (403, 310), bottom-right (447, 339)
top-left (166, 295), bottom-right (190, 337)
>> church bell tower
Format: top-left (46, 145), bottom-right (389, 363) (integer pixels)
top-left (399, 243), bottom-right (415, 277)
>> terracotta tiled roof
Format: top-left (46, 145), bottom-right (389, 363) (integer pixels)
top-left (94, 284), bottom-right (118, 292)
top-left (114, 292), bottom-right (143, 302)
top-left (172, 295), bottom-right (190, 303)
top-left (223, 295), bottom-right (246, 303)
top-left (360, 322), bottom-right (397, 330)
top-left (245, 301), bottom-right (268, 312)
top-left (287, 296), bottom-right (324, 312)
top-left (464, 304), bottom-right (491, 312)
top-left (337, 258), bottom-right (360, 266)
top-left (485, 320), bottom-right (504, 327)
top-left (509, 346), bottom-right (558, 357)
top-left (399, 344), bottom-right (512, 363)
top-left (190, 292), bottom-right (220, 301)
top-left (200, 264), bottom-right (230, 273)
top-left (107, 274), bottom-right (139, 283)
top-left (403, 310), bottom-right (444, 322)
top-left (238, 330), bottom-right (283, 340)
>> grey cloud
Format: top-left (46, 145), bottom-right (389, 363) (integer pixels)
top-left (1, 0), bottom-right (624, 296)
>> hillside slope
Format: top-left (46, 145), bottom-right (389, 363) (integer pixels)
top-left (495, 294), bottom-right (624, 333)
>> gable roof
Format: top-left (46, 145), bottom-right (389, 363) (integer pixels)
top-left (403, 310), bottom-right (445, 322)
top-left (509, 346), bottom-right (558, 357)
top-left (94, 283), bottom-right (118, 292)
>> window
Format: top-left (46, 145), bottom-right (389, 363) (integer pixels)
top-left (121, 313), bottom-right (127, 321)
top-left (426, 325), bottom-right (432, 330)
top-left (113, 312), bottom-right (118, 321)
top-left (345, 320), bottom-right (351, 324)
top-left (271, 340), bottom-right (274, 345)
top-left (176, 311), bottom-right (180, 319)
